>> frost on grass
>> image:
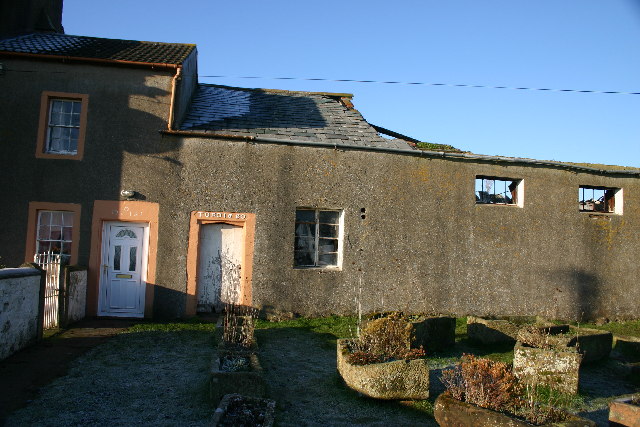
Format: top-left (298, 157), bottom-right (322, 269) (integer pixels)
top-left (5, 329), bottom-right (215, 427)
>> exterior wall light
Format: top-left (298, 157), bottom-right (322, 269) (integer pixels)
top-left (120, 189), bottom-right (136, 198)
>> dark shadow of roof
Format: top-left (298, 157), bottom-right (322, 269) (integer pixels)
top-left (179, 84), bottom-right (413, 150)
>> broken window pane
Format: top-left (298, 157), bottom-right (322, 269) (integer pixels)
top-left (475, 176), bottom-right (519, 205)
top-left (579, 186), bottom-right (619, 213)
top-left (294, 208), bottom-right (341, 268)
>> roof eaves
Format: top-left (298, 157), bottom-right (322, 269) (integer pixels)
top-left (0, 50), bottom-right (182, 70)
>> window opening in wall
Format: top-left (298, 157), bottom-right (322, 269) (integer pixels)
top-left (46, 99), bottom-right (82, 154)
top-left (36, 210), bottom-right (74, 259)
top-left (475, 176), bottom-right (520, 205)
top-left (294, 208), bottom-right (342, 268)
top-left (579, 186), bottom-right (620, 213)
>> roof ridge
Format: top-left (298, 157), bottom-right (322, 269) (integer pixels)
top-left (0, 32), bottom-right (196, 47)
top-left (198, 83), bottom-right (353, 98)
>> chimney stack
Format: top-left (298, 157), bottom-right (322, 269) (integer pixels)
top-left (0, 0), bottom-right (64, 39)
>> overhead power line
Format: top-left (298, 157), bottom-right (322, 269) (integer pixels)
top-left (200, 75), bottom-right (639, 96)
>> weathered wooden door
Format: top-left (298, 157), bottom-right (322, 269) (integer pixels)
top-left (99, 222), bottom-right (147, 317)
top-left (196, 223), bottom-right (243, 312)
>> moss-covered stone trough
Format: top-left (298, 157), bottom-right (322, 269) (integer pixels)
top-left (434, 394), bottom-right (596, 427)
top-left (362, 313), bottom-right (455, 351)
top-left (336, 338), bottom-right (430, 400)
top-left (517, 325), bottom-right (612, 363)
top-left (210, 353), bottom-right (266, 404)
top-left (513, 342), bottom-right (582, 394)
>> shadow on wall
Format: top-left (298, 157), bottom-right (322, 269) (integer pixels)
top-left (153, 285), bottom-right (188, 319)
top-left (551, 269), bottom-right (603, 321)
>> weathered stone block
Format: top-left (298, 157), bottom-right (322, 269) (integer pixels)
top-left (517, 326), bottom-right (612, 363)
top-left (513, 342), bottom-right (582, 395)
top-left (434, 394), bottom-right (596, 427)
top-left (336, 338), bottom-right (429, 400)
top-left (466, 316), bottom-right (521, 345)
top-left (608, 396), bottom-right (640, 427)
top-left (410, 316), bottom-right (456, 352)
top-left (210, 353), bottom-right (266, 404)
top-left (614, 335), bottom-right (640, 362)
top-left (569, 326), bottom-right (612, 363)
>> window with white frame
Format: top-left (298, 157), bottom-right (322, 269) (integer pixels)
top-left (294, 208), bottom-right (342, 268)
top-left (579, 186), bottom-right (622, 214)
top-left (46, 99), bottom-right (82, 154)
top-left (475, 176), bottom-right (523, 206)
top-left (36, 210), bottom-right (75, 257)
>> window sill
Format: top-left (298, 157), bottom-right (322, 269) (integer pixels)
top-left (581, 211), bottom-right (620, 217)
top-left (36, 152), bottom-right (83, 161)
top-left (294, 266), bottom-right (342, 272)
top-left (475, 203), bottom-right (521, 208)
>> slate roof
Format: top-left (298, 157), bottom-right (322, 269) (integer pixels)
top-left (0, 33), bottom-right (195, 65)
top-left (180, 84), bottom-right (414, 150)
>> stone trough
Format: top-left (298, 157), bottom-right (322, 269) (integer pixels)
top-left (517, 325), bottom-right (612, 363)
top-left (466, 316), bottom-right (533, 345)
top-left (513, 342), bottom-right (582, 394)
top-left (210, 353), bottom-right (266, 404)
top-left (336, 338), bottom-right (430, 400)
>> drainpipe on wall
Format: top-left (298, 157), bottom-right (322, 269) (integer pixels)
top-left (167, 66), bottom-right (182, 131)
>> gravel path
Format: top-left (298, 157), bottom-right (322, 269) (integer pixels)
top-left (257, 327), bottom-right (437, 427)
top-left (5, 329), bottom-right (215, 427)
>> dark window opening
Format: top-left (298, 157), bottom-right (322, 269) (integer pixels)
top-left (294, 208), bottom-right (341, 268)
top-left (579, 186), bottom-right (619, 213)
top-left (475, 176), bottom-right (520, 205)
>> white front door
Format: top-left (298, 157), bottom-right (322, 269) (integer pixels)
top-left (99, 222), bottom-right (148, 317)
top-left (196, 223), bottom-right (244, 312)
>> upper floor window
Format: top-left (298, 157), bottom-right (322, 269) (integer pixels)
top-left (47, 99), bottom-right (82, 154)
top-left (36, 92), bottom-right (88, 160)
top-left (475, 176), bottom-right (523, 207)
top-left (579, 186), bottom-right (622, 214)
top-left (294, 208), bottom-right (343, 268)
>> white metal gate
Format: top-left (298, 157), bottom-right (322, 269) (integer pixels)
top-left (34, 252), bottom-right (66, 329)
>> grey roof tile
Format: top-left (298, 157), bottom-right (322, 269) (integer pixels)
top-left (0, 32), bottom-right (195, 65)
top-left (179, 84), bottom-right (414, 150)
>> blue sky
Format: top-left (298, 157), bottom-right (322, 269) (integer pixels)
top-left (64, 0), bottom-right (639, 167)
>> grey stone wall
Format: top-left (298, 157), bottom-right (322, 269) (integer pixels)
top-left (141, 137), bottom-right (640, 320)
top-left (0, 267), bottom-right (42, 360)
top-left (2, 57), bottom-right (639, 320)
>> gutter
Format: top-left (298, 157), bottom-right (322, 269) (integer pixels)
top-left (160, 130), bottom-right (640, 177)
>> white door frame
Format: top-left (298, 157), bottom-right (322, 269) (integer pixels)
top-left (98, 221), bottom-right (150, 318)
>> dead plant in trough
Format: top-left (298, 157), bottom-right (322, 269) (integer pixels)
top-left (441, 354), bottom-right (572, 425)
top-left (348, 312), bottom-right (426, 365)
top-left (222, 303), bottom-right (259, 350)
